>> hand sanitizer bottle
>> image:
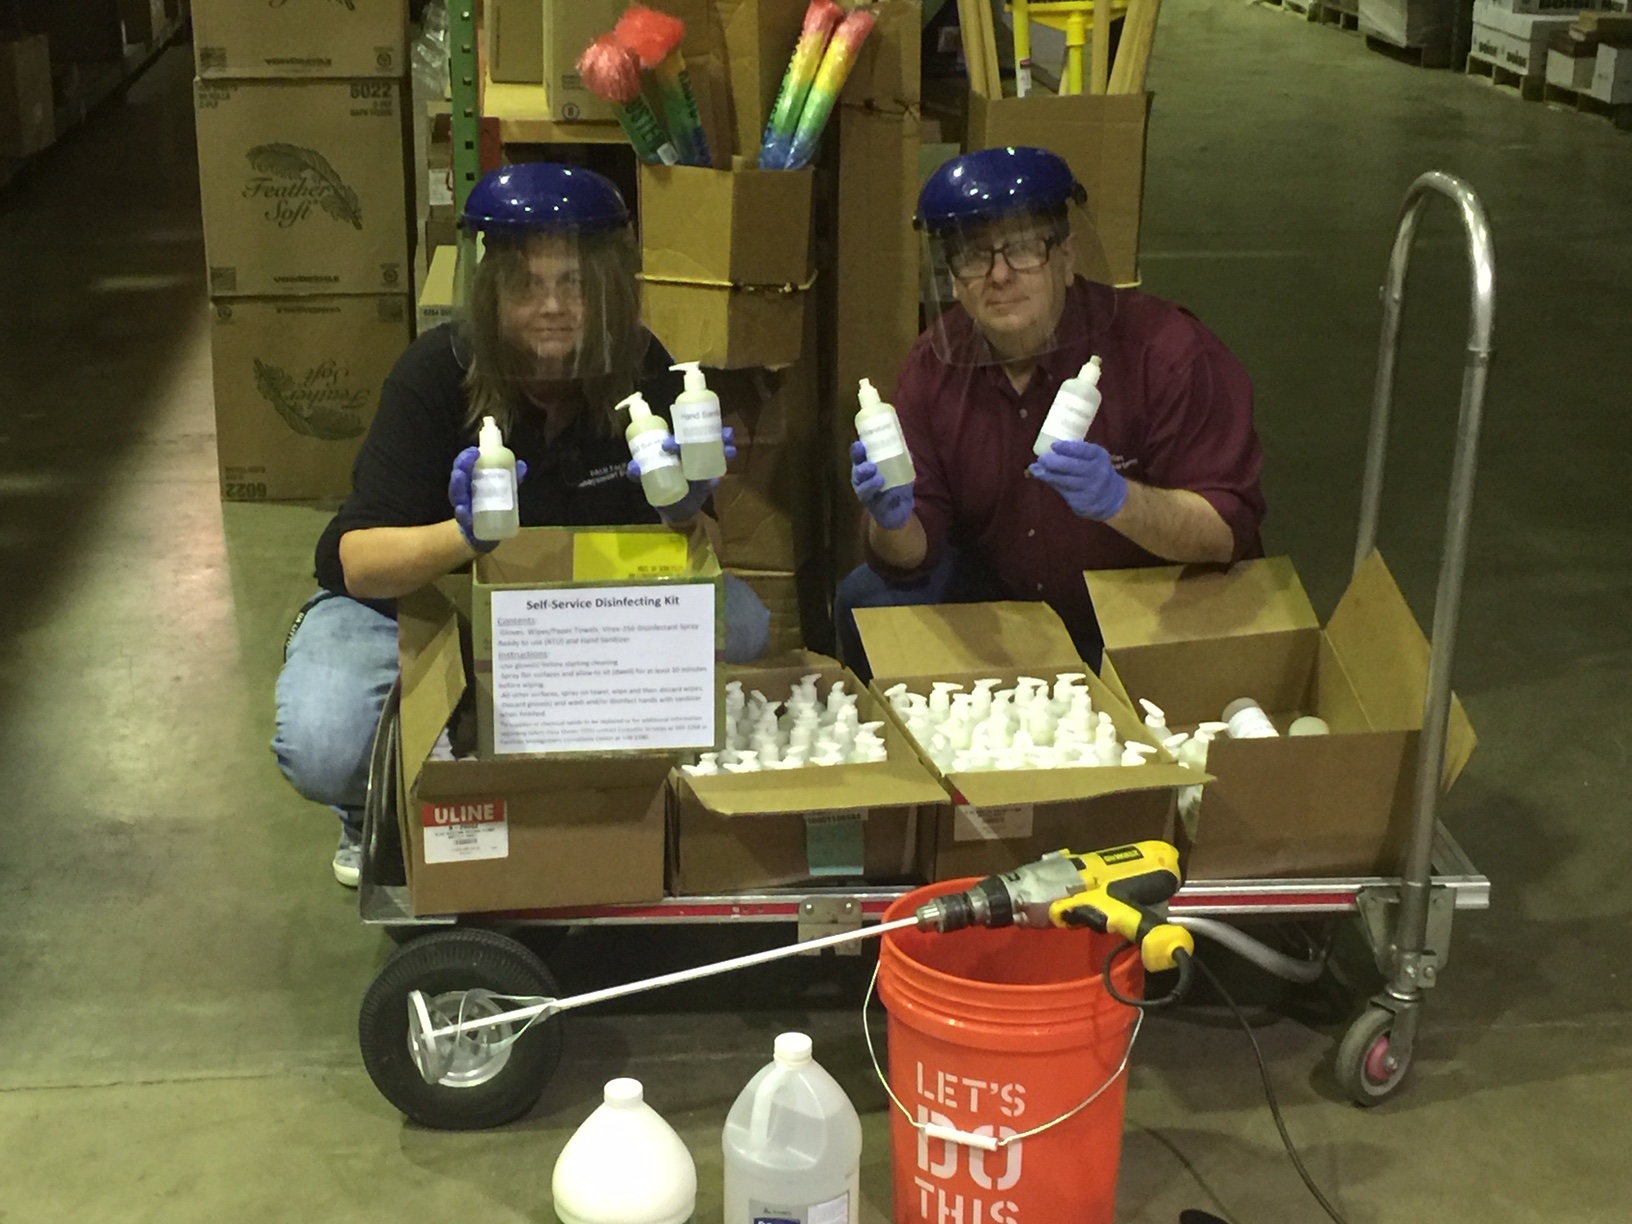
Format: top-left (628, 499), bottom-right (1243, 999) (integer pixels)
top-left (620, 391), bottom-right (689, 508)
top-left (471, 415), bottom-right (519, 542)
top-left (668, 361), bottom-right (727, 481)
top-left (1034, 356), bottom-right (1104, 457)
top-left (854, 378), bottom-right (915, 490)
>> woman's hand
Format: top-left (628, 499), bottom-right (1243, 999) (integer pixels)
top-left (449, 446), bottom-right (530, 550)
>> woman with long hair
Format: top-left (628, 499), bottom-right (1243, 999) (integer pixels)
top-left (272, 164), bottom-right (765, 886)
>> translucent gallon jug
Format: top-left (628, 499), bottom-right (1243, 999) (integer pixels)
top-left (723, 1033), bottom-right (863, 1224)
top-left (552, 1078), bottom-right (696, 1224)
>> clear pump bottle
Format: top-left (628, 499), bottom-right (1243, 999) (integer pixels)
top-left (620, 391), bottom-right (690, 508)
top-left (668, 361), bottom-right (727, 482)
top-left (471, 415), bottom-right (519, 541)
top-left (854, 378), bottom-right (915, 490)
top-left (1034, 355), bottom-right (1104, 457)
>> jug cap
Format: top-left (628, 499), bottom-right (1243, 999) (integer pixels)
top-left (774, 1033), bottom-right (813, 1067)
top-left (604, 1077), bottom-right (644, 1106)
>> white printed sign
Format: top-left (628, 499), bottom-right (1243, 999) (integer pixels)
top-left (421, 800), bottom-right (509, 864)
top-left (952, 802), bottom-right (1035, 843)
top-left (489, 583), bottom-right (716, 755)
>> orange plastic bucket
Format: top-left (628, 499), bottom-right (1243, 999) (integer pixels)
top-left (878, 879), bottom-right (1142, 1224)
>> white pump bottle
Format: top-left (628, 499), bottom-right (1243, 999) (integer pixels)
top-left (620, 391), bottom-right (689, 508)
top-left (1034, 355), bottom-right (1104, 457)
top-left (668, 361), bottom-right (727, 482)
top-left (854, 378), bottom-right (915, 491)
top-left (471, 415), bottom-right (519, 541)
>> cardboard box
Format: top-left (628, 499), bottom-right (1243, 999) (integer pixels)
top-left (0, 34), bottom-right (53, 159)
top-left (1088, 554), bottom-right (1477, 880)
top-left (470, 526), bottom-right (724, 757)
top-left (543, 0), bottom-right (622, 121)
top-left (395, 581), bottom-right (669, 916)
top-left (714, 440), bottom-right (812, 571)
top-left (669, 652), bottom-right (948, 893)
top-left (1548, 42), bottom-right (1598, 88)
top-left (966, 91), bottom-right (1150, 288)
top-left (1592, 39), bottom-right (1632, 98)
top-left (1471, 1), bottom-right (1575, 72)
top-left (194, 0), bottom-right (406, 78)
top-left (194, 79), bottom-right (410, 298)
top-left (210, 295), bottom-right (410, 502)
top-left (416, 245), bottom-right (457, 337)
top-left (852, 601), bottom-right (1193, 879)
top-left (1359, 0), bottom-right (1453, 51)
top-left (487, 0), bottom-right (543, 84)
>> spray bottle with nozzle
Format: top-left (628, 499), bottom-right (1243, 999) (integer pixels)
top-left (854, 378), bottom-right (915, 490)
top-left (1034, 356), bottom-right (1103, 457)
top-left (668, 361), bottom-right (726, 481)
top-left (620, 391), bottom-right (689, 508)
top-left (471, 415), bottom-right (519, 542)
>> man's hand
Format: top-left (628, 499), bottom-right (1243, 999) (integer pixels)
top-left (626, 427), bottom-right (737, 524)
top-left (850, 440), bottom-right (915, 531)
top-left (1028, 439), bottom-right (1128, 521)
top-left (449, 446), bottom-right (529, 551)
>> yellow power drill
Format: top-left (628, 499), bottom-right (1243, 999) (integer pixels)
top-left (914, 841), bottom-right (1197, 998)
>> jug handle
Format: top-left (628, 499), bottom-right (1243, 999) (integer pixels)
top-left (746, 1065), bottom-right (791, 1152)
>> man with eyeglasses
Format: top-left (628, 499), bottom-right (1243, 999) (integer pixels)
top-left (836, 146), bottom-right (1265, 677)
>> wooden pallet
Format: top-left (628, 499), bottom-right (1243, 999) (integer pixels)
top-left (1316, 3), bottom-right (1361, 31)
top-left (1282, 0), bottom-right (1321, 19)
top-left (1465, 50), bottom-right (1545, 101)
top-left (1542, 80), bottom-right (1632, 130)
top-left (1364, 33), bottom-right (1452, 68)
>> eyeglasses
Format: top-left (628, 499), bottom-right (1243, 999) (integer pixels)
top-left (510, 270), bottom-right (585, 306)
top-left (946, 236), bottom-right (1060, 280)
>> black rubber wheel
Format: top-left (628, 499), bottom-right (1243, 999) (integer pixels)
top-left (1335, 1004), bottom-right (1410, 1106)
top-left (359, 928), bottom-right (563, 1130)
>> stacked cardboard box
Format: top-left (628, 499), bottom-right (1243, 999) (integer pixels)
top-left (0, 34), bottom-right (53, 160)
top-left (1543, 10), bottom-right (1632, 96)
top-left (1359, 0), bottom-right (1455, 62)
top-left (1472, 0), bottom-right (1601, 80)
top-left (193, 1), bottom-right (412, 502)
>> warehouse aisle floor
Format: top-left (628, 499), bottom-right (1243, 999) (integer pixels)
top-left (1, 7), bottom-right (1628, 1220)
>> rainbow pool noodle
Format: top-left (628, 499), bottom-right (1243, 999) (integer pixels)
top-left (780, 8), bottom-right (875, 172)
top-left (759, 0), bottom-right (843, 170)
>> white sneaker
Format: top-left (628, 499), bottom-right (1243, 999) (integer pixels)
top-left (333, 825), bottom-right (362, 888)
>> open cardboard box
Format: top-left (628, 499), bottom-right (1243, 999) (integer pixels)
top-left (1088, 552), bottom-right (1477, 880)
top-left (639, 164), bottom-right (814, 368)
top-left (853, 601), bottom-right (1196, 880)
top-left (470, 525), bottom-right (724, 758)
top-left (395, 579), bottom-right (671, 917)
top-left (669, 651), bottom-right (948, 894)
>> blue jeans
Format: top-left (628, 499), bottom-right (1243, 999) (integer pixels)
top-left (271, 579), bottom-right (773, 829)
top-left (272, 594), bottom-right (399, 833)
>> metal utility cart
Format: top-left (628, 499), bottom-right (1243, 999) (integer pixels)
top-left (368, 9), bottom-right (1494, 1127)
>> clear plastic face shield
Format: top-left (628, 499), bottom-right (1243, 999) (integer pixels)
top-left (919, 199), bottom-right (1090, 367)
top-left (453, 223), bottom-right (644, 387)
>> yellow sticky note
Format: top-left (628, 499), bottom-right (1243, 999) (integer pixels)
top-left (572, 532), bottom-right (690, 581)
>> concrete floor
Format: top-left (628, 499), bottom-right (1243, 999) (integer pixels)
top-left (1, 3), bottom-right (1629, 1220)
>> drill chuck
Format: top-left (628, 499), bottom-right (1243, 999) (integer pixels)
top-left (915, 877), bottom-right (1015, 932)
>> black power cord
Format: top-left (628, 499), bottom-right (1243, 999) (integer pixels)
top-left (1100, 943), bottom-right (1352, 1224)
top-left (1189, 955), bottom-right (1351, 1224)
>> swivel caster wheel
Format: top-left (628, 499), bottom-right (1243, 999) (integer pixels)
top-left (1336, 1004), bottom-right (1411, 1106)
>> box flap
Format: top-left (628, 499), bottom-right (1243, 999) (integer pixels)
top-left (397, 585), bottom-right (466, 778)
top-left (1087, 557), bottom-right (1319, 649)
top-left (948, 758), bottom-right (1199, 808)
top-left (417, 752), bottom-right (675, 799)
top-left (1327, 551), bottom-right (1477, 785)
top-left (853, 601), bottom-right (1082, 679)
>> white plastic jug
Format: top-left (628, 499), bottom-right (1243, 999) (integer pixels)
top-left (723, 1033), bottom-right (863, 1224)
top-left (552, 1078), bottom-right (697, 1224)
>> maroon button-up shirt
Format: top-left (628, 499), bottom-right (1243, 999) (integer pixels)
top-left (865, 278), bottom-right (1266, 643)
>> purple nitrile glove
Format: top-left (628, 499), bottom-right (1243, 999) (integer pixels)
top-left (850, 439), bottom-right (915, 531)
top-left (626, 426), bottom-right (738, 524)
top-left (1028, 439), bottom-right (1128, 521)
top-left (449, 446), bottom-right (529, 551)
